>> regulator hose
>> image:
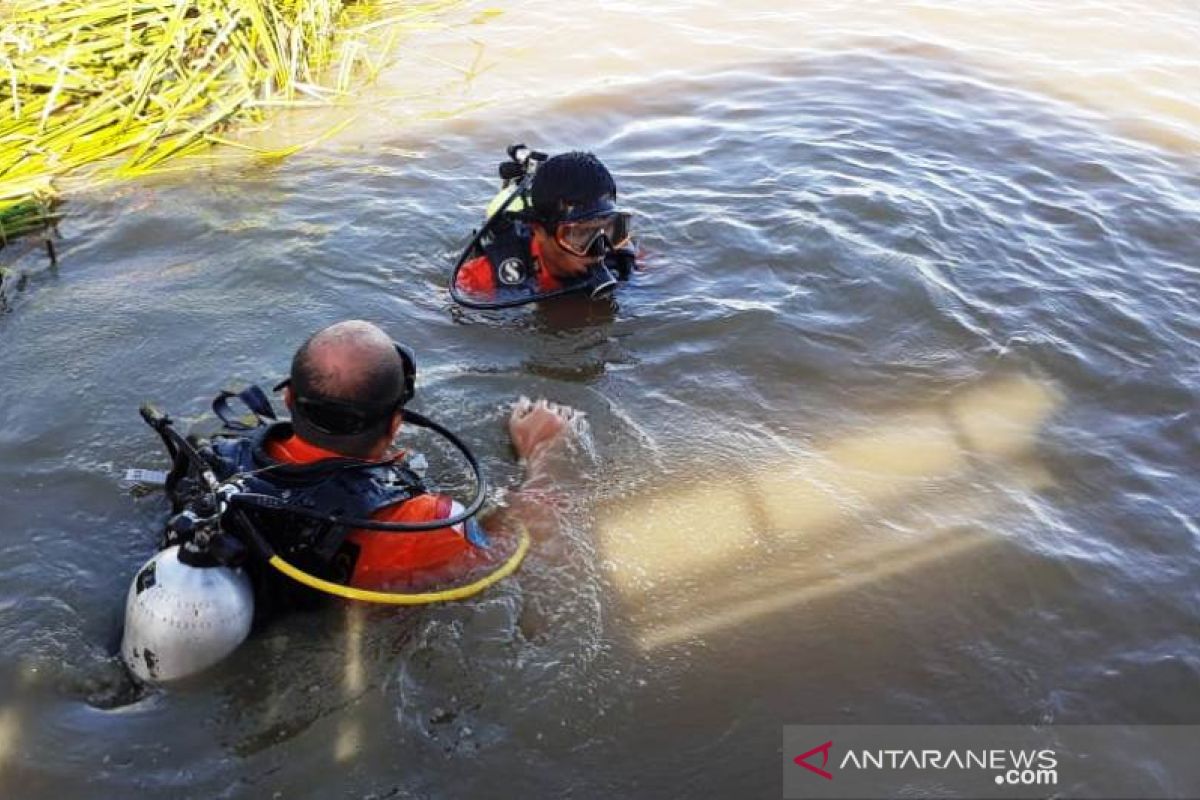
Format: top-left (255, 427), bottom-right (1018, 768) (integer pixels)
top-left (233, 504), bottom-right (530, 605)
top-left (140, 404), bottom-right (528, 604)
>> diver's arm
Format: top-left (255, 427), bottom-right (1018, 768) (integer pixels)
top-left (489, 397), bottom-right (586, 548)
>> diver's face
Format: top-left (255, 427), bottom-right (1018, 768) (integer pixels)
top-left (532, 223), bottom-right (601, 280)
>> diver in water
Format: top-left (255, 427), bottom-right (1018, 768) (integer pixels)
top-left (122, 319), bottom-right (586, 681)
top-left (264, 320), bottom-right (478, 596)
top-left (450, 147), bottom-right (639, 308)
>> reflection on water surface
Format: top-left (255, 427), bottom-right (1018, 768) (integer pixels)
top-left (1, 2), bottom-right (1199, 798)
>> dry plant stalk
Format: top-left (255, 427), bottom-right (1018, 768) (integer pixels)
top-left (0, 0), bottom-right (460, 243)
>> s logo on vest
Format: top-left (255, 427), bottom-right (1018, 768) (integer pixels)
top-left (497, 257), bottom-right (527, 285)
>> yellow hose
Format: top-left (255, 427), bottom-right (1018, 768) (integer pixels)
top-left (266, 525), bottom-right (531, 605)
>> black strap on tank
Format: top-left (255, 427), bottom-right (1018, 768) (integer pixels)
top-left (212, 385), bottom-right (278, 430)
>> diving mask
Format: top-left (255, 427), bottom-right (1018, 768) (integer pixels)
top-left (554, 211), bottom-right (632, 257)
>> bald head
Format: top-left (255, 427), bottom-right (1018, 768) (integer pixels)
top-left (288, 320), bottom-right (409, 458)
top-left (291, 320), bottom-right (402, 403)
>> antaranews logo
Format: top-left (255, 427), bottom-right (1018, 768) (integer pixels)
top-left (793, 740), bottom-right (834, 781)
top-left (794, 740), bottom-right (1056, 785)
top-left (786, 725), bottom-right (1200, 800)
top-left (789, 734), bottom-right (1057, 795)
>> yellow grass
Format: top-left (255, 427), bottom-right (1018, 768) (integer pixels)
top-left (0, 0), bottom-right (462, 243)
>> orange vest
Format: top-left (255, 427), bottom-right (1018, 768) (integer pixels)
top-left (265, 434), bottom-right (475, 589)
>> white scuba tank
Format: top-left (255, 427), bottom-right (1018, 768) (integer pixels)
top-left (120, 545), bottom-right (254, 683)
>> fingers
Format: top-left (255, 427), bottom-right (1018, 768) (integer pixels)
top-left (511, 396), bottom-right (580, 419)
top-left (509, 398), bottom-right (588, 436)
top-left (511, 395), bottom-right (535, 420)
top-left (553, 403), bottom-right (587, 431)
top-left (506, 396), bottom-right (595, 468)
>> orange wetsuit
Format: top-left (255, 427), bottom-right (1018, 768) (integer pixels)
top-left (265, 432), bottom-right (475, 589)
top-left (454, 238), bottom-right (566, 296)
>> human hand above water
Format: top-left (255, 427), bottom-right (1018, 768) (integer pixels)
top-left (508, 396), bottom-right (587, 463)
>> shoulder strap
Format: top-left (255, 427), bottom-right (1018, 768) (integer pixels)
top-left (212, 385), bottom-right (278, 431)
top-left (481, 221), bottom-right (540, 294)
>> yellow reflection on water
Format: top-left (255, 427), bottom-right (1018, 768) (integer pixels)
top-left (0, 707), bottom-right (17, 787)
top-left (315, 0), bottom-right (1200, 156)
top-left (638, 529), bottom-right (995, 653)
top-left (595, 375), bottom-right (1060, 651)
top-left (0, 665), bottom-right (39, 790)
top-left (334, 603), bottom-right (366, 763)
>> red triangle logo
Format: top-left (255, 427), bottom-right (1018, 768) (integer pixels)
top-left (794, 740), bottom-right (834, 780)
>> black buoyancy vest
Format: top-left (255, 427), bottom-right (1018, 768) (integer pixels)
top-left (207, 422), bottom-right (426, 569)
top-left (479, 220), bottom-right (549, 298)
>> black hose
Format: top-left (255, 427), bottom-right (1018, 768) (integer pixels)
top-left (141, 404), bottom-right (489, 533)
top-left (228, 408), bottom-right (488, 532)
top-left (447, 170), bottom-right (547, 310)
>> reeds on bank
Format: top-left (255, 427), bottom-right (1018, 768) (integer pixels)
top-left (0, 0), bottom-right (458, 246)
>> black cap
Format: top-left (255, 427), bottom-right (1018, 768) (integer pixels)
top-left (531, 151), bottom-right (616, 224)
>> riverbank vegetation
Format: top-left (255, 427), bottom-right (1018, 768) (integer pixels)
top-left (0, 0), bottom-right (460, 249)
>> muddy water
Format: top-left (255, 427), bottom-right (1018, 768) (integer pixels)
top-left (1, 2), bottom-right (1198, 798)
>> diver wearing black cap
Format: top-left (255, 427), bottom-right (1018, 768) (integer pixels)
top-left (451, 147), bottom-right (639, 308)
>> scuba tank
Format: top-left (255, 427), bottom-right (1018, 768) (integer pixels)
top-left (119, 393), bottom-right (523, 684)
top-left (486, 184), bottom-right (525, 221)
top-left (121, 545), bottom-right (254, 683)
top-left (120, 405), bottom-right (258, 683)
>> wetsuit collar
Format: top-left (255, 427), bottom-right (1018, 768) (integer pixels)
top-left (268, 431), bottom-right (356, 465)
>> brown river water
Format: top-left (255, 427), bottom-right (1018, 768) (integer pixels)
top-left (0, 1), bottom-right (1198, 797)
